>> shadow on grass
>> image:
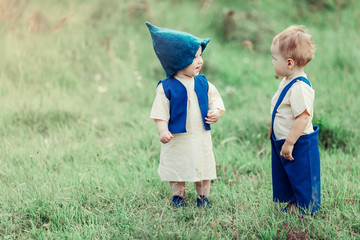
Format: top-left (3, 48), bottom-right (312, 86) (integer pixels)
top-left (314, 117), bottom-right (357, 154)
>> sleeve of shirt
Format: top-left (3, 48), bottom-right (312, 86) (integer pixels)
top-left (208, 82), bottom-right (225, 115)
top-left (150, 83), bottom-right (170, 121)
top-left (289, 82), bottom-right (314, 118)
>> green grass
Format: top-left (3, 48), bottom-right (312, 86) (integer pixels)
top-left (1, 0), bottom-right (359, 239)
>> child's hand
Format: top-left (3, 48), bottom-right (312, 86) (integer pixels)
top-left (159, 130), bottom-right (174, 144)
top-left (280, 141), bottom-right (294, 161)
top-left (205, 109), bottom-right (220, 124)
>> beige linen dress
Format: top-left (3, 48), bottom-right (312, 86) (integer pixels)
top-left (270, 77), bottom-right (315, 140)
top-left (150, 77), bottom-right (225, 182)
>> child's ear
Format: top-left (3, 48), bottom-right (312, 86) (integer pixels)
top-left (287, 58), bottom-right (295, 69)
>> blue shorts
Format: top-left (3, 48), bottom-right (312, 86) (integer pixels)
top-left (271, 126), bottom-right (321, 214)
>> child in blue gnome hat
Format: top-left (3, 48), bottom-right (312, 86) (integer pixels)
top-left (270, 25), bottom-right (320, 215)
top-left (146, 22), bottom-right (225, 208)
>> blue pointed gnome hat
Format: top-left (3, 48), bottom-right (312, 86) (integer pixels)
top-left (146, 21), bottom-right (210, 77)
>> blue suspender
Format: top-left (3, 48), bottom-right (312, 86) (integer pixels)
top-left (271, 77), bottom-right (311, 140)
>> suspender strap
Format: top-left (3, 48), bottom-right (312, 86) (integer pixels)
top-left (271, 77), bottom-right (311, 140)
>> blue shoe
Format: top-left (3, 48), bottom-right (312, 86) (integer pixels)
top-left (197, 195), bottom-right (210, 209)
top-left (172, 195), bottom-right (185, 208)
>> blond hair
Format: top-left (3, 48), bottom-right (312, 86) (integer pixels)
top-left (272, 25), bottom-right (316, 67)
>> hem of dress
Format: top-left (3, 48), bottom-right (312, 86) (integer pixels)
top-left (159, 177), bottom-right (217, 182)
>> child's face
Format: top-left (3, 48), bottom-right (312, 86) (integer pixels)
top-left (177, 46), bottom-right (203, 78)
top-left (271, 43), bottom-right (289, 78)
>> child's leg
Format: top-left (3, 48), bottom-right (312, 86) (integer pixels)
top-left (196, 180), bottom-right (211, 208)
top-left (282, 132), bottom-right (321, 215)
top-left (170, 181), bottom-right (185, 198)
top-left (195, 180), bottom-right (210, 197)
top-left (272, 140), bottom-right (296, 203)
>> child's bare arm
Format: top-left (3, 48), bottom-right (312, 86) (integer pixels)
top-left (155, 119), bottom-right (173, 144)
top-left (280, 110), bottom-right (310, 161)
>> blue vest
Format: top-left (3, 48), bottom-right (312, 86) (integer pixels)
top-left (158, 74), bottom-right (211, 134)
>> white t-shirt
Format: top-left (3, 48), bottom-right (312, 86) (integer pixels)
top-left (271, 77), bottom-right (315, 140)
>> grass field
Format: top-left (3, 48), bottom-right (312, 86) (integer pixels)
top-left (1, 0), bottom-right (359, 239)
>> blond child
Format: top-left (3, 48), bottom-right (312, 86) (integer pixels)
top-left (270, 25), bottom-right (320, 215)
top-left (146, 22), bottom-right (225, 208)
